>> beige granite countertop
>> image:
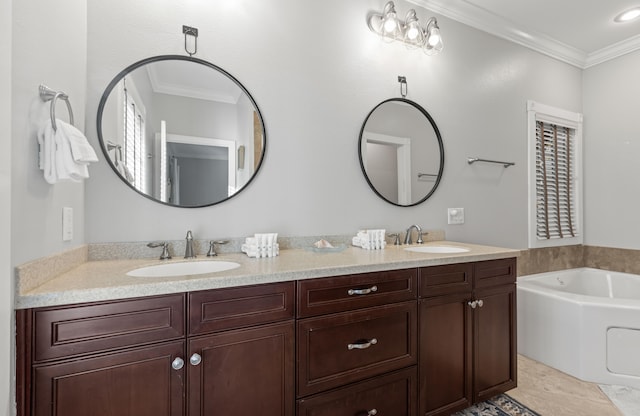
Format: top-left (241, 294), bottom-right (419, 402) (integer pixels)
top-left (15, 241), bottom-right (519, 309)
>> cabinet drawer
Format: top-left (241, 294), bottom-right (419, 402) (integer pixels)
top-left (297, 301), bottom-right (417, 397)
top-left (33, 294), bottom-right (185, 362)
top-left (297, 269), bottom-right (417, 318)
top-left (473, 258), bottom-right (516, 289)
top-left (419, 263), bottom-right (473, 298)
top-left (189, 281), bottom-right (294, 335)
top-left (297, 367), bottom-right (417, 416)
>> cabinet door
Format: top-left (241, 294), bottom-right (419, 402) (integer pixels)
top-left (473, 284), bottom-right (517, 402)
top-left (32, 341), bottom-right (185, 416)
top-left (419, 293), bottom-right (472, 416)
top-left (188, 321), bottom-right (295, 416)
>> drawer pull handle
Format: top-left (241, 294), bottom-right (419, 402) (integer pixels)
top-left (477, 299), bottom-right (484, 307)
top-left (348, 285), bottom-right (378, 296)
top-left (367, 410), bottom-right (378, 416)
top-left (468, 300), bottom-right (477, 309)
top-left (190, 353), bottom-right (202, 366)
top-left (171, 357), bottom-right (184, 370)
top-left (348, 338), bottom-right (378, 350)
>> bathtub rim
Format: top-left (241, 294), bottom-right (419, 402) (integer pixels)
top-left (517, 267), bottom-right (640, 309)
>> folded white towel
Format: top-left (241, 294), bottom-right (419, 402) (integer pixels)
top-left (37, 119), bottom-right (99, 184)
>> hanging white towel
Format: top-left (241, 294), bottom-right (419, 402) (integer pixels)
top-left (54, 124), bottom-right (89, 182)
top-left (57, 120), bottom-right (98, 164)
top-left (37, 118), bottom-right (98, 184)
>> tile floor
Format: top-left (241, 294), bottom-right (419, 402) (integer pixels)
top-left (508, 355), bottom-right (623, 415)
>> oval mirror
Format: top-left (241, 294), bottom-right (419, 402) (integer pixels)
top-left (358, 98), bottom-right (444, 206)
top-left (97, 55), bottom-right (266, 207)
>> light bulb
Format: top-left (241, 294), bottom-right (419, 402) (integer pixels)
top-left (428, 27), bottom-right (441, 46)
top-left (383, 13), bottom-right (398, 33)
top-left (407, 25), bottom-right (419, 40)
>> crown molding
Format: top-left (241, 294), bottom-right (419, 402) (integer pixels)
top-left (146, 65), bottom-right (240, 104)
top-left (585, 34), bottom-right (640, 68)
top-left (408, 0), bottom-right (640, 69)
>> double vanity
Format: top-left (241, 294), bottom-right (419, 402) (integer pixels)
top-left (16, 241), bottom-right (518, 416)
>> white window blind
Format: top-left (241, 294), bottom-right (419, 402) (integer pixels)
top-left (535, 121), bottom-right (577, 240)
top-left (122, 79), bottom-right (147, 192)
top-left (527, 100), bottom-right (583, 248)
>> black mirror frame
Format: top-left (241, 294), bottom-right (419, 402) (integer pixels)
top-left (358, 98), bottom-right (444, 207)
top-left (96, 54), bottom-right (267, 208)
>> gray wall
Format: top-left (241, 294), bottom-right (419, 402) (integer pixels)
top-left (84, 0), bottom-right (582, 248)
top-left (583, 50), bottom-right (640, 250)
top-left (11, 0), bottom-right (87, 267)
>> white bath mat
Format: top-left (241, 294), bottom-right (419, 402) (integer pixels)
top-left (599, 384), bottom-right (640, 416)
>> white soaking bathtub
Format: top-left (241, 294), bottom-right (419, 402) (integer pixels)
top-left (517, 268), bottom-right (640, 389)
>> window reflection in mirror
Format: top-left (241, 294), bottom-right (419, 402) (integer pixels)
top-left (97, 56), bottom-right (265, 207)
top-left (359, 98), bottom-right (444, 206)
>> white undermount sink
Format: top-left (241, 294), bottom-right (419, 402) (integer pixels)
top-left (404, 246), bottom-right (470, 254)
top-left (127, 260), bottom-right (241, 277)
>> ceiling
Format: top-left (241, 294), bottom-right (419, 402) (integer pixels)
top-left (411, 0), bottom-right (640, 68)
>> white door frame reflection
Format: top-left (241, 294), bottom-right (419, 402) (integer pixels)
top-left (361, 132), bottom-right (412, 205)
top-left (155, 127), bottom-right (236, 206)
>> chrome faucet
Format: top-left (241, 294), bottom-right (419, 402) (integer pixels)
top-left (184, 230), bottom-right (196, 258)
top-left (147, 241), bottom-right (171, 260)
top-left (404, 224), bottom-right (424, 245)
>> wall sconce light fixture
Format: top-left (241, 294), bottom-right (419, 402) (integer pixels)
top-left (368, 1), bottom-right (443, 55)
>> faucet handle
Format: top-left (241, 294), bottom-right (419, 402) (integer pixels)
top-left (147, 241), bottom-right (171, 260)
top-left (206, 240), bottom-right (229, 257)
top-left (387, 233), bottom-right (401, 246)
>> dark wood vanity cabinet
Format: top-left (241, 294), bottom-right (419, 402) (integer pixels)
top-left (17, 282), bottom-right (295, 416)
top-left (17, 258), bottom-right (517, 416)
top-left (418, 258), bottom-right (517, 416)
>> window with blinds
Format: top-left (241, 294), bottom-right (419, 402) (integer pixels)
top-left (527, 101), bottom-right (583, 248)
top-left (122, 79), bottom-right (147, 192)
top-left (535, 121), bottom-right (576, 240)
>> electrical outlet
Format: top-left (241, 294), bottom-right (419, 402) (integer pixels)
top-left (62, 207), bottom-right (73, 241)
top-left (448, 208), bottom-right (464, 225)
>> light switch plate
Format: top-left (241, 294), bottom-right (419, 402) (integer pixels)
top-left (448, 208), bottom-right (465, 225)
top-left (62, 207), bottom-right (73, 241)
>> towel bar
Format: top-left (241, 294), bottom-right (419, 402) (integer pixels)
top-left (467, 157), bottom-right (515, 168)
top-left (39, 84), bottom-right (74, 132)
